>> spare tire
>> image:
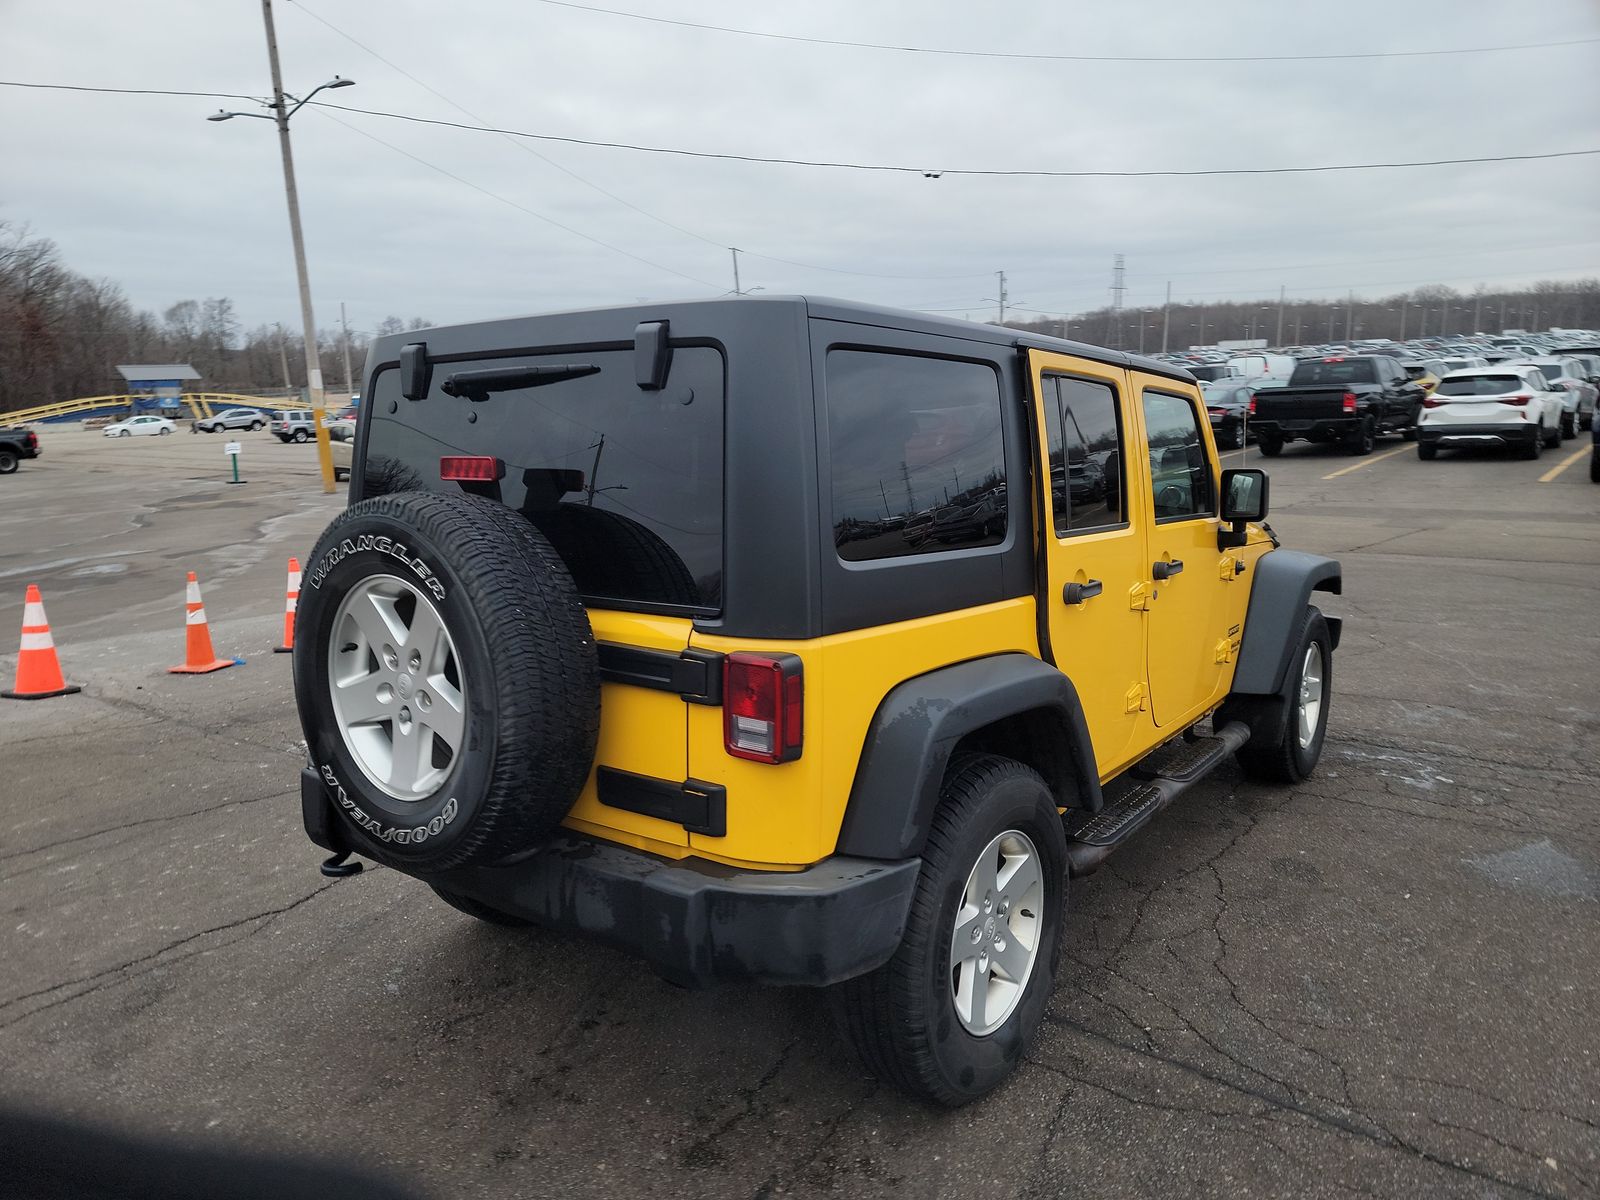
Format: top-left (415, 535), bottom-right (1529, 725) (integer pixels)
top-left (294, 491), bottom-right (599, 870)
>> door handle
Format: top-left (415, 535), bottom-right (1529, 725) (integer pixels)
top-left (1152, 559), bottom-right (1185, 580)
top-left (1062, 579), bottom-right (1103, 605)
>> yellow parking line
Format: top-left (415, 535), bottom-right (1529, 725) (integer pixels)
top-left (1538, 445), bottom-right (1590, 483)
top-left (1322, 445), bottom-right (1410, 480)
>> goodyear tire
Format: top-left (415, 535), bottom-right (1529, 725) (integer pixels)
top-left (294, 491), bottom-right (600, 870)
top-left (830, 755), bottom-right (1067, 1106)
top-left (1236, 607), bottom-right (1332, 785)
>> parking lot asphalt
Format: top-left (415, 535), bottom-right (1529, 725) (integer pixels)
top-left (2, 426), bottom-right (1597, 1199)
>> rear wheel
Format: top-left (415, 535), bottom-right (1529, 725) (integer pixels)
top-left (293, 429), bottom-right (309, 443)
top-left (1417, 442), bottom-right (1438, 461)
top-left (830, 755), bottom-right (1067, 1107)
top-left (1236, 607), bottom-right (1332, 785)
top-left (1543, 418), bottom-right (1561, 449)
top-left (1345, 417), bottom-right (1376, 455)
top-left (1560, 410), bottom-right (1576, 440)
top-left (158, 427), bottom-right (171, 435)
top-left (0, 450), bottom-right (18, 474)
top-left (1258, 433), bottom-right (1284, 458)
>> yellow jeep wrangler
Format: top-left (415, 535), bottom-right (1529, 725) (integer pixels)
top-left (294, 297), bottom-right (1341, 1105)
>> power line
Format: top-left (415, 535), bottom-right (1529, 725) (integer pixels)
top-left (0, 80), bottom-right (263, 102)
top-left (306, 102), bottom-right (1600, 179)
top-left (530, 2), bottom-right (1600, 64)
top-left (307, 108), bottom-right (722, 290)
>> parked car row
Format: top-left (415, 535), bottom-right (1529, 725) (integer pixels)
top-left (1159, 328), bottom-right (1600, 476)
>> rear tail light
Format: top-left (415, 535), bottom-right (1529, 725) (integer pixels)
top-left (723, 652), bottom-right (803, 763)
top-left (1422, 396), bottom-right (1445, 408)
top-left (1341, 392), bottom-right (1358, 413)
top-left (1503, 394), bottom-right (1532, 407)
top-left (439, 455), bottom-right (504, 481)
top-left (1247, 397), bottom-right (1257, 415)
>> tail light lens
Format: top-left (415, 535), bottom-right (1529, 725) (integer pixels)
top-left (724, 652), bottom-right (803, 763)
top-left (1422, 396), bottom-right (1445, 408)
top-left (1502, 394), bottom-right (1532, 407)
top-left (440, 455), bottom-right (504, 481)
top-left (1247, 397), bottom-right (1257, 415)
top-left (1341, 392), bottom-right (1358, 413)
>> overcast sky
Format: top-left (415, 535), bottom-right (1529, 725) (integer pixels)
top-left (3, 0), bottom-right (1598, 335)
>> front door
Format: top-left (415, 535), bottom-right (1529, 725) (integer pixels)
top-left (1137, 380), bottom-right (1239, 727)
top-left (1029, 352), bottom-right (1150, 777)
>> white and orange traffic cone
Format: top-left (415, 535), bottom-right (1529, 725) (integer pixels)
top-left (168, 571), bottom-right (237, 675)
top-left (273, 557), bottom-right (300, 654)
top-left (3, 585), bottom-right (82, 701)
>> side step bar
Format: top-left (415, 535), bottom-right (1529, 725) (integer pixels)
top-left (1062, 721), bottom-right (1251, 876)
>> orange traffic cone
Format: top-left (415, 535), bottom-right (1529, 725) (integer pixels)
top-left (273, 557), bottom-right (300, 654)
top-left (3, 585), bottom-right (82, 701)
top-left (168, 571), bottom-right (237, 675)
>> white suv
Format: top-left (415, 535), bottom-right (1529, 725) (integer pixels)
top-left (1416, 368), bottom-right (1564, 461)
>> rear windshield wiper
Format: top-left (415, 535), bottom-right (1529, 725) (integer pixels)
top-left (440, 363), bottom-right (600, 401)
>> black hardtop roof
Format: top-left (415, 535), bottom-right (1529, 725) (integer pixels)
top-left (371, 295), bottom-right (1195, 385)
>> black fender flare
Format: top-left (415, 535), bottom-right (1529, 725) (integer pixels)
top-left (834, 654), bottom-right (1102, 861)
top-left (1230, 549), bottom-right (1343, 695)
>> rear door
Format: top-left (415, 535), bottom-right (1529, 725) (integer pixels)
top-left (1028, 350), bottom-right (1150, 775)
top-left (361, 344), bottom-right (727, 853)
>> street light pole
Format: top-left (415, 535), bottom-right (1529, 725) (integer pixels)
top-left (259, 0), bottom-right (336, 492)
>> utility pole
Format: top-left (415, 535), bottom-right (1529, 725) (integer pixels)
top-left (1440, 296), bottom-right (1450, 336)
top-left (1161, 280), bottom-right (1171, 353)
top-left (1138, 310), bottom-right (1146, 355)
top-left (996, 271), bottom-right (1007, 324)
top-left (260, 0), bottom-right (335, 492)
top-left (899, 460), bottom-right (915, 512)
top-left (584, 434), bottom-right (606, 506)
top-left (1399, 296), bottom-right (1407, 342)
top-left (1275, 284), bottom-right (1285, 346)
top-left (1344, 290), bottom-right (1354, 341)
top-left (339, 301), bottom-right (354, 399)
top-left (1473, 285), bottom-right (1484, 334)
top-left (276, 323), bottom-right (292, 390)
top-left (730, 247), bottom-right (742, 295)
top-left (1197, 303), bottom-right (1206, 347)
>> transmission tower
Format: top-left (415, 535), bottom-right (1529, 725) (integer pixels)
top-left (1109, 254), bottom-right (1126, 348)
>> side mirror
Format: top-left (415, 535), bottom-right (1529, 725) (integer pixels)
top-left (1218, 468), bottom-right (1268, 549)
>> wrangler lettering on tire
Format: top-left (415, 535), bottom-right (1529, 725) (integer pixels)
top-left (294, 491), bottom-right (600, 870)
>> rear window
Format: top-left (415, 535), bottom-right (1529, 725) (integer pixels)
top-left (363, 346), bottom-right (724, 614)
top-left (1436, 376), bottom-right (1525, 396)
top-left (826, 349), bottom-right (1006, 562)
top-left (1533, 363), bottom-right (1561, 381)
top-left (1289, 359), bottom-right (1377, 386)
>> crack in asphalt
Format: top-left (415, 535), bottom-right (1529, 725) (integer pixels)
top-left (0, 785), bottom-right (295, 867)
top-left (679, 1037), bottom-right (801, 1170)
top-left (1046, 1018), bottom-right (1564, 1199)
top-left (0, 881), bottom-right (340, 1029)
top-left (747, 1081), bottom-right (879, 1200)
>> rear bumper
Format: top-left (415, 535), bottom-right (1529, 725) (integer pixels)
top-left (300, 767), bottom-right (919, 988)
top-left (1418, 423), bottom-right (1537, 446)
top-left (1252, 417), bottom-right (1356, 440)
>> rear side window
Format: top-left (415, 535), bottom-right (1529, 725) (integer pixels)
top-left (826, 350), bottom-right (1006, 562)
top-left (1041, 376), bottom-right (1126, 535)
top-left (1289, 359), bottom-right (1377, 386)
top-left (1436, 375), bottom-right (1524, 396)
top-left (364, 346), bottom-right (724, 613)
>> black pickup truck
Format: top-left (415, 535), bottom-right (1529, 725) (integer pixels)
top-left (0, 426), bottom-right (40, 474)
top-left (1251, 356), bottom-right (1425, 456)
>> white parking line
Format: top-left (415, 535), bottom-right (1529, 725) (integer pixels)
top-left (1322, 445), bottom-right (1410, 480)
top-left (1538, 445), bottom-right (1590, 483)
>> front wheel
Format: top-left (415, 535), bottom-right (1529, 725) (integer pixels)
top-left (1543, 419), bottom-right (1561, 449)
top-left (830, 755), bottom-right (1067, 1107)
top-left (1258, 434), bottom-right (1284, 458)
top-left (1417, 441), bottom-right (1438, 461)
top-left (1560, 411), bottom-right (1576, 440)
top-left (252, 421), bottom-right (264, 431)
top-left (1236, 607), bottom-right (1333, 784)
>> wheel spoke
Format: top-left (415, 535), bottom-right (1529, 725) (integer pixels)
top-left (334, 673), bottom-right (390, 725)
top-left (960, 957), bottom-right (989, 1030)
top-left (991, 932), bottom-right (1032, 983)
top-left (406, 602), bottom-right (449, 673)
top-left (421, 677), bottom-right (465, 752)
top-left (997, 845), bottom-right (1040, 899)
top-left (388, 717), bottom-right (431, 794)
top-left (349, 588), bottom-right (407, 651)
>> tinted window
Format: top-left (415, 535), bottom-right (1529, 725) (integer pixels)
top-left (1143, 391), bottom-right (1215, 521)
top-left (1042, 376), bottom-right (1126, 536)
top-left (364, 346), bottom-right (724, 612)
top-left (1436, 375), bottom-right (1524, 396)
top-left (1289, 359), bottom-right (1378, 386)
top-left (1534, 363), bottom-right (1561, 381)
top-left (827, 350), bottom-right (1006, 562)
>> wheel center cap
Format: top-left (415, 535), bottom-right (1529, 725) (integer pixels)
top-left (397, 672), bottom-right (414, 700)
top-left (984, 916), bottom-right (997, 941)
